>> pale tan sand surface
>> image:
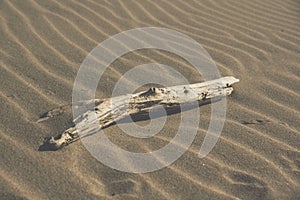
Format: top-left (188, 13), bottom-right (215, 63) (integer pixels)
top-left (0, 0), bottom-right (300, 199)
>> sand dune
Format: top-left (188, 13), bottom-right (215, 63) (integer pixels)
top-left (0, 0), bottom-right (299, 199)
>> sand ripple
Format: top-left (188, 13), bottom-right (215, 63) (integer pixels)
top-left (0, 0), bottom-right (299, 199)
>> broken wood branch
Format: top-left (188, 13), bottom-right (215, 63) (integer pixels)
top-left (39, 76), bottom-right (239, 151)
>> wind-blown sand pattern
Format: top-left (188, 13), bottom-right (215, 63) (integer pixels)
top-left (0, 0), bottom-right (299, 199)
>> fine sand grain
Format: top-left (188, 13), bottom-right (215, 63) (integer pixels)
top-left (0, 0), bottom-right (299, 199)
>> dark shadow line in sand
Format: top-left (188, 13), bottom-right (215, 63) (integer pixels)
top-left (38, 98), bottom-right (221, 151)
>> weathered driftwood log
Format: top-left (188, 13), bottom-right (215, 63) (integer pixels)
top-left (40, 76), bottom-right (239, 151)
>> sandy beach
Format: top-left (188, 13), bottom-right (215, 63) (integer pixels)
top-left (0, 0), bottom-right (299, 199)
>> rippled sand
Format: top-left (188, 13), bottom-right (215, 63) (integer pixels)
top-left (0, 0), bottom-right (299, 199)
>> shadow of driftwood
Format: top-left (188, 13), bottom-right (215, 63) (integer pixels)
top-left (39, 98), bottom-right (221, 151)
top-left (119, 98), bottom-right (216, 124)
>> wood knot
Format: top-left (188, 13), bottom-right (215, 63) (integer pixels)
top-left (183, 87), bottom-right (188, 94)
top-left (139, 87), bottom-right (156, 97)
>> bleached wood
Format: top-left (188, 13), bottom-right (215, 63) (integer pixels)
top-left (40, 76), bottom-right (239, 150)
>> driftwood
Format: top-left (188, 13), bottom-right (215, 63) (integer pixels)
top-left (39, 76), bottom-right (239, 151)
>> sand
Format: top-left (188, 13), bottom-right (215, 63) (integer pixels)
top-left (0, 0), bottom-right (299, 199)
